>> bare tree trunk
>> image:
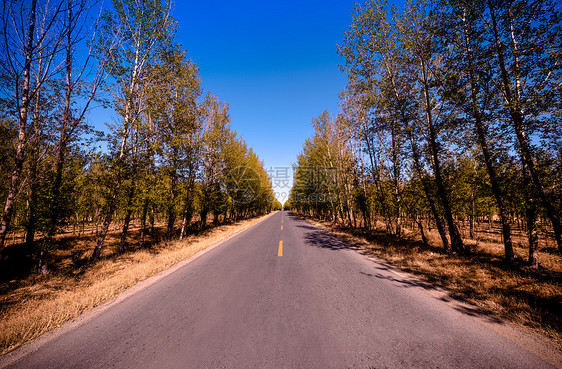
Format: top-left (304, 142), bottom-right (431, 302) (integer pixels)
top-left (92, 177), bottom-right (121, 261)
top-left (470, 191), bottom-right (475, 240)
top-left (416, 215), bottom-right (428, 246)
top-left (179, 172), bottom-right (195, 240)
top-left (166, 166), bottom-right (177, 239)
top-left (139, 197), bottom-right (149, 247)
top-left (25, 65), bottom-right (44, 251)
top-left (25, 182), bottom-right (38, 251)
top-left (391, 121), bottom-right (402, 237)
top-left (489, 2), bottom-right (561, 252)
top-left (409, 131), bottom-right (451, 252)
top-left (0, 0), bottom-right (37, 250)
top-left (200, 210), bottom-right (208, 230)
top-left (150, 206), bottom-right (155, 235)
top-left (523, 165), bottom-right (539, 268)
top-left (179, 205), bottom-right (192, 240)
top-left (419, 60), bottom-right (464, 253)
top-left (526, 199), bottom-right (539, 268)
top-left (37, 239), bottom-right (49, 274)
top-left (214, 211), bottom-right (221, 226)
top-left (460, 7), bottom-right (514, 261)
top-left (118, 180), bottom-right (135, 253)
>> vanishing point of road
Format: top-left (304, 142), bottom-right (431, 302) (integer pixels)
top-left (1, 211), bottom-right (559, 368)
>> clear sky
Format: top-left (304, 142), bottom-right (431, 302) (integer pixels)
top-left (173, 0), bottom-right (358, 201)
top-left (88, 0), bottom-right (360, 203)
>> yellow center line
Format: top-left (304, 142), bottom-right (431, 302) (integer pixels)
top-left (278, 240), bottom-right (283, 256)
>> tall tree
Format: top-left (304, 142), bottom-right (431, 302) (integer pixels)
top-left (438, 0), bottom-right (515, 261)
top-left (0, 0), bottom-right (67, 249)
top-left (486, 0), bottom-right (562, 251)
top-left (148, 46), bottom-right (202, 238)
top-left (399, 1), bottom-right (465, 252)
top-left (338, 0), bottom-right (455, 249)
top-left (91, 0), bottom-right (174, 261)
top-left (199, 95), bottom-right (232, 228)
top-left (47, 0), bottom-right (105, 239)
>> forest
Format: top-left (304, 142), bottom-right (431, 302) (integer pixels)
top-left (287, 0), bottom-right (561, 267)
top-left (0, 0), bottom-right (278, 275)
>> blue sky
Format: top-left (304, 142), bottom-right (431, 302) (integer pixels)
top-left (88, 0), bottom-right (360, 202)
top-left (173, 0), bottom-right (358, 200)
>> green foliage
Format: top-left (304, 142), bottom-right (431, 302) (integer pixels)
top-left (0, 0), bottom-right (276, 268)
top-left (293, 0), bottom-right (561, 259)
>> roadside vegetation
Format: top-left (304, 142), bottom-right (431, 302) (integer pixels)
top-left (0, 0), bottom-right (280, 353)
top-left (0, 0), bottom-right (278, 271)
top-left (287, 0), bottom-right (561, 342)
top-left (0, 213), bottom-right (274, 355)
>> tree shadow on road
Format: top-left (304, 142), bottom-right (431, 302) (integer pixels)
top-left (294, 218), bottom-right (510, 326)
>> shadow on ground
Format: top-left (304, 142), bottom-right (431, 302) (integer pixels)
top-left (289, 212), bottom-right (561, 331)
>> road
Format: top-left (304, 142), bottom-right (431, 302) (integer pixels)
top-left (2, 211), bottom-right (558, 368)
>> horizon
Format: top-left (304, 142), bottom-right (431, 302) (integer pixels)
top-left (88, 0), bottom-right (370, 204)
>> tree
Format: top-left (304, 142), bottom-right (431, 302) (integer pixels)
top-left (91, 0), bottom-right (174, 261)
top-left (437, 0), bottom-right (515, 261)
top-left (0, 0), bottom-right (68, 249)
top-left (338, 0), bottom-right (459, 250)
top-left (147, 46), bottom-right (202, 238)
top-left (485, 0), bottom-right (562, 252)
top-left (46, 0), bottom-right (105, 241)
top-left (399, 1), bottom-right (465, 253)
top-left (199, 94), bottom-right (232, 227)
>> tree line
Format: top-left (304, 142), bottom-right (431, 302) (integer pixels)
top-left (0, 0), bottom-right (278, 272)
top-left (287, 0), bottom-right (561, 266)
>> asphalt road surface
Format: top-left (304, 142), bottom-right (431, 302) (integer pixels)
top-left (2, 211), bottom-right (558, 368)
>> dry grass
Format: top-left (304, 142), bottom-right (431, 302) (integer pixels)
top-left (301, 216), bottom-right (562, 347)
top-left (0, 213), bottom-right (273, 355)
